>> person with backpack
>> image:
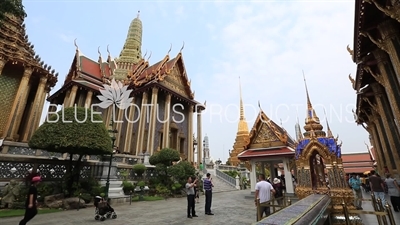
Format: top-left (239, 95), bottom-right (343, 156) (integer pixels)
top-left (349, 173), bottom-right (363, 210)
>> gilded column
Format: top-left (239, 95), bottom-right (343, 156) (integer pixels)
top-left (375, 20), bottom-right (400, 84)
top-left (0, 60), bottom-right (6, 74)
top-left (124, 99), bottom-right (136, 153)
top-left (84, 91), bottom-right (93, 108)
top-left (47, 101), bottom-right (57, 115)
top-left (187, 105), bottom-right (194, 162)
top-left (34, 88), bottom-right (48, 129)
top-left (369, 109), bottom-right (395, 172)
top-left (63, 89), bottom-right (71, 107)
top-left (370, 83), bottom-right (399, 172)
top-left (135, 91), bottom-right (148, 155)
top-left (147, 87), bottom-right (159, 155)
top-left (196, 109), bottom-right (203, 169)
top-left (67, 85), bottom-right (78, 107)
top-left (162, 93), bottom-right (172, 148)
top-left (369, 49), bottom-right (400, 125)
top-left (115, 108), bottom-right (124, 148)
top-left (22, 76), bottom-right (47, 142)
top-left (77, 90), bottom-right (85, 107)
top-left (369, 122), bottom-right (385, 174)
top-left (2, 68), bottom-right (33, 140)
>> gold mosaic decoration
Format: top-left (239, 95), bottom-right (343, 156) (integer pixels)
top-left (0, 73), bottom-right (20, 136)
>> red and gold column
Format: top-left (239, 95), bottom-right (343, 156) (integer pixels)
top-left (124, 97), bottom-right (136, 153)
top-left (146, 87), bottom-right (158, 155)
top-left (162, 93), bottom-right (171, 148)
top-left (135, 91), bottom-right (148, 155)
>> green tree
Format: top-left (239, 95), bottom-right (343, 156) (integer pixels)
top-left (168, 161), bottom-right (196, 186)
top-left (29, 107), bottom-right (112, 196)
top-left (0, 0), bottom-right (26, 22)
top-left (149, 148), bottom-right (180, 166)
top-left (149, 148), bottom-right (180, 187)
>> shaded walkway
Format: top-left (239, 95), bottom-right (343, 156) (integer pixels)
top-left (1, 190), bottom-right (255, 225)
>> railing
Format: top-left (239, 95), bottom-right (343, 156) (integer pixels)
top-left (256, 194), bottom-right (292, 221)
top-left (215, 169), bottom-right (236, 187)
top-left (342, 194), bottom-right (396, 225)
top-left (253, 194), bottom-right (331, 225)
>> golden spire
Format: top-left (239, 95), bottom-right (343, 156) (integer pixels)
top-left (302, 71), bottom-right (324, 137)
top-left (324, 108), bottom-right (333, 138)
top-left (118, 11), bottom-right (143, 64)
top-left (303, 70), bottom-right (313, 110)
top-left (238, 76), bottom-right (249, 134)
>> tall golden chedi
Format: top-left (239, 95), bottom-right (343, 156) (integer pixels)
top-left (0, 10), bottom-right (58, 141)
top-left (228, 77), bottom-right (250, 166)
top-left (295, 76), bottom-right (356, 223)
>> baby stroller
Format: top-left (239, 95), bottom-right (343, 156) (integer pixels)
top-left (94, 196), bottom-right (117, 221)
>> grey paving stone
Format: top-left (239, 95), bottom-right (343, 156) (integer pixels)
top-left (1, 190), bottom-right (257, 225)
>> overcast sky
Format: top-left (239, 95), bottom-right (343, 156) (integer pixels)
top-left (26, 0), bottom-right (368, 163)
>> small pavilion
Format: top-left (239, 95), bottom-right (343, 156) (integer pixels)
top-left (238, 108), bottom-right (296, 196)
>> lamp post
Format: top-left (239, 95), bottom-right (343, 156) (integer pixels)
top-left (105, 117), bottom-right (117, 200)
top-left (203, 139), bottom-right (206, 173)
top-left (193, 134), bottom-right (197, 167)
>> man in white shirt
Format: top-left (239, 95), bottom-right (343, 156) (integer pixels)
top-left (255, 174), bottom-right (275, 219)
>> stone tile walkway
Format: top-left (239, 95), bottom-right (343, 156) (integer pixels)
top-left (1, 190), bottom-right (256, 225)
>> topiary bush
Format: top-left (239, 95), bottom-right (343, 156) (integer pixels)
top-left (133, 164), bottom-right (147, 178)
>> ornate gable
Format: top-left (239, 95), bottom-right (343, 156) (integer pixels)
top-left (159, 53), bottom-right (194, 99)
top-left (248, 110), bottom-right (289, 149)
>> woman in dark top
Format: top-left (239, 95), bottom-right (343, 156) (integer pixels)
top-left (19, 176), bottom-right (41, 225)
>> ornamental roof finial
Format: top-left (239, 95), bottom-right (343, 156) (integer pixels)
top-left (137, 10), bottom-right (140, 19)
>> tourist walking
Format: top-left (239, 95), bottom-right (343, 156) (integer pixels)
top-left (19, 176), bottom-right (41, 225)
top-left (349, 173), bottom-right (363, 210)
top-left (272, 178), bottom-right (283, 205)
top-left (204, 173), bottom-right (214, 215)
top-left (185, 176), bottom-right (198, 218)
top-left (384, 174), bottom-right (400, 212)
top-left (255, 174), bottom-right (276, 219)
top-left (369, 170), bottom-right (387, 207)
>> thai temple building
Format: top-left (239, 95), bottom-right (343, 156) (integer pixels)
top-left (350, 0), bottom-right (400, 177)
top-left (46, 12), bottom-right (205, 162)
top-left (0, 10), bottom-right (58, 142)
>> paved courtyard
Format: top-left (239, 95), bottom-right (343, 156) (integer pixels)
top-left (2, 190), bottom-right (256, 225)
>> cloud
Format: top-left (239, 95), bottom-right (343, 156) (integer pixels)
top-left (202, 1), bottom-right (367, 159)
top-left (58, 33), bottom-right (75, 43)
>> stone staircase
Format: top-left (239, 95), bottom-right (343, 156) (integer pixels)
top-left (208, 175), bottom-right (239, 193)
